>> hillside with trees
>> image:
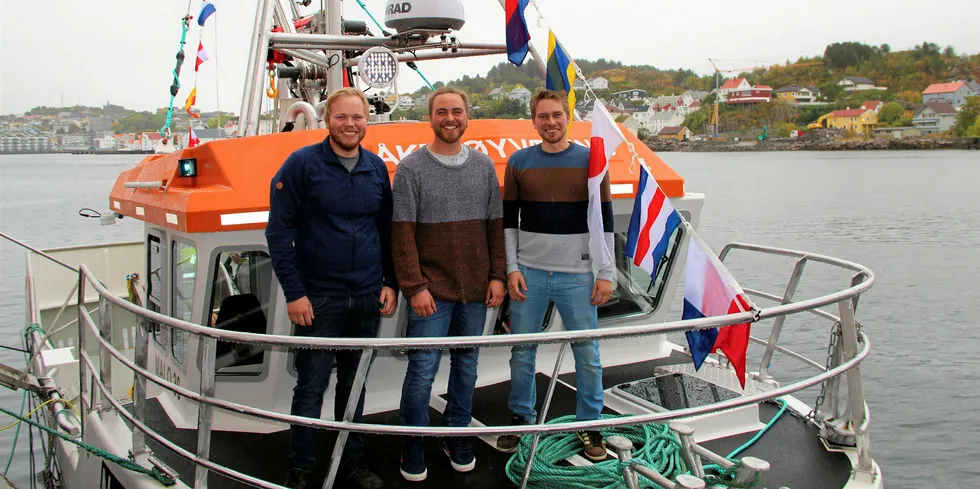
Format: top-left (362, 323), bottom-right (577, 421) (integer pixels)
top-left (394, 41), bottom-right (979, 136)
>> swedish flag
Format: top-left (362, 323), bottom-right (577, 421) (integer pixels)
top-left (545, 31), bottom-right (576, 130)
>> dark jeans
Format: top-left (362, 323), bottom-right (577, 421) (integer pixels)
top-left (287, 293), bottom-right (381, 471)
top-left (399, 300), bottom-right (487, 429)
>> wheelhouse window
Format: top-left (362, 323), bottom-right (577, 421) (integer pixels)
top-left (172, 241), bottom-right (198, 366)
top-left (598, 227), bottom-right (684, 321)
top-left (148, 234), bottom-right (167, 346)
top-left (208, 250), bottom-right (274, 376)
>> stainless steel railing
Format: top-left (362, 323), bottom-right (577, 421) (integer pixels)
top-left (23, 246), bottom-right (80, 437)
top-left (67, 242), bottom-right (876, 489)
top-left (719, 243), bottom-right (875, 481)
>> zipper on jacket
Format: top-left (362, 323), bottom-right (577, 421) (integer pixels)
top-left (349, 172), bottom-right (355, 296)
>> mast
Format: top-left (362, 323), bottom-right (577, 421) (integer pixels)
top-left (326, 0), bottom-right (344, 94)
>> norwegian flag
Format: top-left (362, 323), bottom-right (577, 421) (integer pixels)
top-left (188, 125), bottom-right (200, 148)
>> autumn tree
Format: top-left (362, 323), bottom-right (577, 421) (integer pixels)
top-left (878, 102), bottom-right (904, 126)
top-left (954, 97), bottom-right (980, 137)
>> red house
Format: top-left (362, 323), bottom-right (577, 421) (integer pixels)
top-left (720, 78), bottom-right (773, 105)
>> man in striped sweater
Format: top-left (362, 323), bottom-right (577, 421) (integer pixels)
top-left (495, 90), bottom-right (615, 461)
top-left (391, 87), bottom-right (507, 482)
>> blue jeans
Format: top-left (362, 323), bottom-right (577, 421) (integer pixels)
top-left (400, 300), bottom-right (487, 429)
top-left (508, 265), bottom-right (603, 422)
top-left (287, 294), bottom-right (381, 471)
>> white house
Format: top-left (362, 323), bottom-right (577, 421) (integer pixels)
top-left (649, 110), bottom-right (686, 135)
top-left (681, 90), bottom-right (708, 102)
top-left (838, 76), bottom-right (886, 92)
top-left (140, 132), bottom-right (165, 151)
top-left (507, 86), bottom-right (532, 104)
top-left (647, 94), bottom-right (698, 115)
top-left (611, 89), bottom-right (647, 101)
top-left (719, 78), bottom-right (752, 101)
top-left (397, 95), bottom-right (415, 108)
top-left (589, 77), bottom-right (609, 90)
top-left (94, 134), bottom-right (116, 151)
top-left (627, 105), bottom-right (656, 132)
top-left (619, 114), bottom-right (640, 135)
top-left (913, 102), bottom-right (958, 134)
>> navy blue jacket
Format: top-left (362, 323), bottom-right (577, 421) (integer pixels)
top-left (265, 138), bottom-right (396, 302)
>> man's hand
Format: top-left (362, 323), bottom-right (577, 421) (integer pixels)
top-left (507, 271), bottom-right (528, 302)
top-left (287, 296), bottom-right (314, 326)
top-left (591, 279), bottom-right (613, 306)
top-left (411, 290), bottom-right (437, 317)
top-left (486, 280), bottom-right (505, 308)
top-left (379, 287), bottom-right (397, 316)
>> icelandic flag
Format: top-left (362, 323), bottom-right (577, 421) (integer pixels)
top-left (624, 164), bottom-right (682, 284)
top-left (587, 102), bottom-right (625, 273)
top-left (198, 0), bottom-right (216, 26)
top-left (195, 42), bottom-right (209, 72)
top-left (188, 125), bottom-right (200, 148)
top-left (504, 0), bottom-right (530, 66)
top-left (682, 236), bottom-right (753, 388)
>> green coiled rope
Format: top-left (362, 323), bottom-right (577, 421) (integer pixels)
top-left (504, 414), bottom-right (686, 489)
top-left (504, 412), bottom-right (773, 488)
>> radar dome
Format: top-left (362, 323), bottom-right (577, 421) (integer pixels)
top-left (384, 0), bottom-right (465, 33)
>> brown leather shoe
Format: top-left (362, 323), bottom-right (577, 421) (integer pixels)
top-left (495, 414), bottom-right (530, 453)
top-left (577, 431), bottom-right (608, 461)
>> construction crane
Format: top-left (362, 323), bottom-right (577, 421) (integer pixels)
top-left (707, 58), bottom-right (767, 139)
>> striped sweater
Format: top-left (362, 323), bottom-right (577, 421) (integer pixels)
top-left (391, 147), bottom-right (507, 303)
top-left (503, 143), bottom-right (615, 282)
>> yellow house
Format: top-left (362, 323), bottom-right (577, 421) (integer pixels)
top-left (808, 108), bottom-right (878, 135)
top-left (775, 91), bottom-right (796, 103)
top-left (773, 84), bottom-right (822, 104)
top-left (658, 125), bottom-right (692, 141)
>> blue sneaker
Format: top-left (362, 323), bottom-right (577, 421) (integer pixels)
top-left (442, 437), bottom-right (476, 472)
top-left (400, 438), bottom-right (427, 482)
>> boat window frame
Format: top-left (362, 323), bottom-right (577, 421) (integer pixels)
top-left (170, 237), bottom-right (199, 368)
top-left (146, 231), bottom-right (168, 347)
top-left (201, 244), bottom-right (278, 382)
top-left (597, 210), bottom-right (689, 325)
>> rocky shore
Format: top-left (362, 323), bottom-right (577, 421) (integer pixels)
top-left (644, 130), bottom-right (980, 152)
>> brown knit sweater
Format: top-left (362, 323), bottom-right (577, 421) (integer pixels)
top-left (391, 147), bottom-right (507, 303)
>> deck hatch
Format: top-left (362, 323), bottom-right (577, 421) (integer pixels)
top-left (616, 373), bottom-right (740, 411)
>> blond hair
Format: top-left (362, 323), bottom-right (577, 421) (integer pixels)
top-left (530, 90), bottom-right (570, 119)
top-left (324, 87), bottom-right (370, 118)
top-left (428, 86), bottom-right (470, 116)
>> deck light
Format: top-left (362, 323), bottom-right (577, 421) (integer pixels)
top-left (178, 158), bottom-right (198, 177)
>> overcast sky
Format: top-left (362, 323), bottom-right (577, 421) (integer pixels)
top-left (2, 0), bottom-right (978, 115)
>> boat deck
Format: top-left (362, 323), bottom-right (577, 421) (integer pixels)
top-left (136, 352), bottom-right (850, 489)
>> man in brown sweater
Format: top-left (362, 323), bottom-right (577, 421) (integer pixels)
top-left (391, 87), bottom-right (506, 482)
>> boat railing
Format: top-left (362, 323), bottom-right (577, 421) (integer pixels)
top-left (65, 242), bottom-right (876, 489)
top-left (3, 230), bottom-right (83, 436)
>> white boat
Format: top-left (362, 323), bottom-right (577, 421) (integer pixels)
top-left (1, 1), bottom-right (882, 488)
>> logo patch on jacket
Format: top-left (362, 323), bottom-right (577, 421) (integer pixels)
top-left (275, 181), bottom-right (284, 190)
top-left (581, 253), bottom-right (590, 260)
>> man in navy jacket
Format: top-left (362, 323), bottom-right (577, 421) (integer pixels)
top-left (266, 87), bottom-right (397, 489)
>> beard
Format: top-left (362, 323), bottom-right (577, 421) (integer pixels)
top-left (434, 122), bottom-right (467, 144)
top-left (329, 130), bottom-right (363, 152)
top-left (539, 127), bottom-right (565, 144)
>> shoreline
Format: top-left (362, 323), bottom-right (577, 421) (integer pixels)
top-left (644, 136), bottom-right (980, 152)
